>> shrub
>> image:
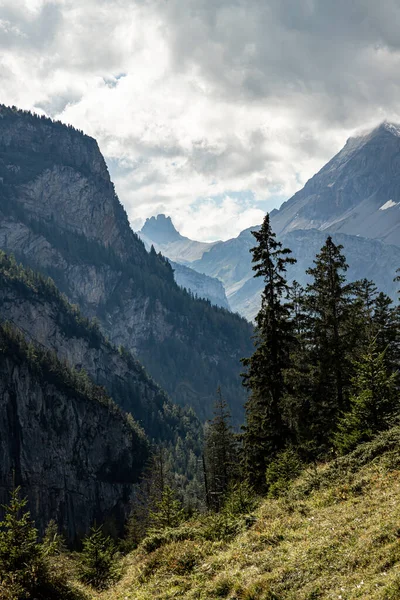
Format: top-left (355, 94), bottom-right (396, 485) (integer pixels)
top-left (265, 448), bottom-right (303, 497)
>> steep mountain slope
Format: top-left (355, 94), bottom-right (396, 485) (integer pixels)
top-left (0, 322), bottom-right (148, 542)
top-left (140, 214), bottom-right (216, 262)
top-left (272, 122), bottom-right (400, 245)
top-left (0, 252), bottom-right (201, 449)
top-left (169, 259), bottom-right (230, 309)
top-left (0, 106), bottom-right (252, 423)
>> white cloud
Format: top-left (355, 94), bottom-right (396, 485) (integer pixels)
top-left (1, 0), bottom-right (400, 240)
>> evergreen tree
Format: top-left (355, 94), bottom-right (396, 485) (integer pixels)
top-left (334, 340), bottom-right (399, 454)
top-left (0, 487), bottom-right (40, 578)
top-left (203, 388), bottom-right (239, 511)
top-left (301, 236), bottom-right (356, 450)
top-left (241, 214), bottom-right (296, 490)
top-left (372, 292), bottom-right (399, 371)
top-left (149, 485), bottom-right (184, 531)
top-left (79, 525), bottom-right (119, 590)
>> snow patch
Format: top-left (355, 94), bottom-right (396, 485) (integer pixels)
top-left (383, 122), bottom-right (400, 137)
top-left (379, 200), bottom-right (398, 210)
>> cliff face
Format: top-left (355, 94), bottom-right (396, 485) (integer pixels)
top-left (271, 123), bottom-right (400, 246)
top-left (0, 253), bottom-right (202, 446)
top-left (0, 326), bottom-right (147, 542)
top-left (0, 107), bottom-right (252, 422)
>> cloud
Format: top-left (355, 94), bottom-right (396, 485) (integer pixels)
top-left (1, 0), bottom-right (400, 240)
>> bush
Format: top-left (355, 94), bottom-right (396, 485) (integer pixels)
top-left (265, 448), bottom-right (303, 497)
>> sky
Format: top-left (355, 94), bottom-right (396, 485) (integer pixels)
top-left (1, 1), bottom-right (400, 241)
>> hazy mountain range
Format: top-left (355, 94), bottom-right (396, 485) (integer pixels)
top-left (139, 123), bottom-right (400, 321)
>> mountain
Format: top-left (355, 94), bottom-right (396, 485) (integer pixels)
top-left (140, 214), bottom-right (216, 262)
top-left (144, 124), bottom-right (400, 321)
top-left (0, 106), bottom-right (252, 423)
top-left (192, 227), bottom-right (400, 320)
top-left (169, 259), bottom-right (230, 309)
top-left (0, 321), bottom-right (148, 542)
top-left (272, 122), bottom-right (400, 245)
top-left (0, 251), bottom-right (206, 535)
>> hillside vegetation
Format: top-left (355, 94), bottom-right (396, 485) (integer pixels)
top-left (55, 426), bottom-right (400, 600)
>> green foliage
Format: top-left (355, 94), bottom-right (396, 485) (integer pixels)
top-left (334, 340), bottom-right (399, 454)
top-left (78, 525), bottom-right (120, 590)
top-left (265, 448), bottom-right (303, 497)
top-left (149, 485), bottom-right (185, 532)
top-left (0, 487), bottom-right (81, 600)
top-left (242, 213), bottom-right (296, 490)
top-left (203, 388), bottom-right (239, 511)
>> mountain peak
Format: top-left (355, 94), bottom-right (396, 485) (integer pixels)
top-left (140, 214), bottom-right (184, 244)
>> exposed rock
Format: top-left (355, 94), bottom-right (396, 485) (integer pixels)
top-left (0, 107), bottom-right (252, 423)
top-left (271, 122), bottom-right (400, 246)
top-left (0, 327), bottom-right (147, 542)
top-left (170, 260), bottom-right (230, 309)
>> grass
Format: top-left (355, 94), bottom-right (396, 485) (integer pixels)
top-left (63, 428), bottom-right (400, 599)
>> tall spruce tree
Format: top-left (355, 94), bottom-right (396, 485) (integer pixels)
top-left (203, 388), bottom-right (238, 511)
top-left (242, 214), bottom-right (296, 490)
top-left (302, 236), bottom-right (356, 451)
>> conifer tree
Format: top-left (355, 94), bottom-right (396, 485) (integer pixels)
top-left (0, 487), bottom-right (40, 578)
top-left (334, 339), bottom-right (399, 454)
top-left (204, 388), bottom-right (238, 511)
top-left (79, 524), bottom-right (119, 590)
top-left (242, 214), bottom-right (296, 490)
top-left (149, 485), bottom-right (184, 531)
top-left (302, 236), bottom-right (356, 450)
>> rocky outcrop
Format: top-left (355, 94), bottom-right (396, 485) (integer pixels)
top-left (271, 122), bottom-right (400, 246)
top-left (139, 214), bottom-right (216, 262)
top-left (170, 260), bottom-right (230, 309)
top-left (0, 325), bottom-right (147, 542)
top-left (0, 107), bottom-right (252, 423)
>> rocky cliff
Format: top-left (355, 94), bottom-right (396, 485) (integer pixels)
top-left (0, 106), bottom-right (252, 423)
top-left (0, 322), bottom-right (148, 542)
top-left (271, 122), bottom-right (400, 245)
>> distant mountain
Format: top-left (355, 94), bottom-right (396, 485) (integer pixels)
top-left (140, 214), bottom-right (217, 261)
top-left (170, 259), bottom-right (230, 309)
top-left (143, 124), bottom-right (400, 321)
top-left (139, 215), bottom-right (228, 308)
top-left (0, 106), bottom-right (252, 423)
top-left (272, 122), bottom-right (400, 245)
top-left (193, 227), bottom-right (400, 320)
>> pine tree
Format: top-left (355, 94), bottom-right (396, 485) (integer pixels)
top-left (0, 487), bottom-right (40, 577)
top-left (79, 524), bottom-right (119, 590)
top-left (241, 214), bottom-right (296, 490)
top-left (334, 339), bottom-right (399, 454)
top-left (149, 485), bottom-right (184, 531)
top-left (204, 388), bottom-right (238, 511)
top-left (301, 236), bottom-right (356, 450)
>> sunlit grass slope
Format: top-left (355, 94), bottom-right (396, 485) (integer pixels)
top-left (89, 427), bottom-right (400, 600)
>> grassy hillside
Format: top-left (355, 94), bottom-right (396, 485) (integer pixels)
top-left (79, 427), bottom-right (400, 600)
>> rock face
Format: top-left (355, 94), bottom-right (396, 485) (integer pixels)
top-left (271, 123), bottom-right (400, 246)
top-left (139, 214), bottom-right (216, 262)
top-left (0, 107), bottom-right (252, 423)
top-left (0, 326), bottom-right (147, 542)
top-left (0, 255), bottom-right (200, 443)
top-left (169, 260), bottom-right (230, 309)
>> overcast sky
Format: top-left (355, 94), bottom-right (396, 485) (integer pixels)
top-left (1, 0), bottom-right (400, 240)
